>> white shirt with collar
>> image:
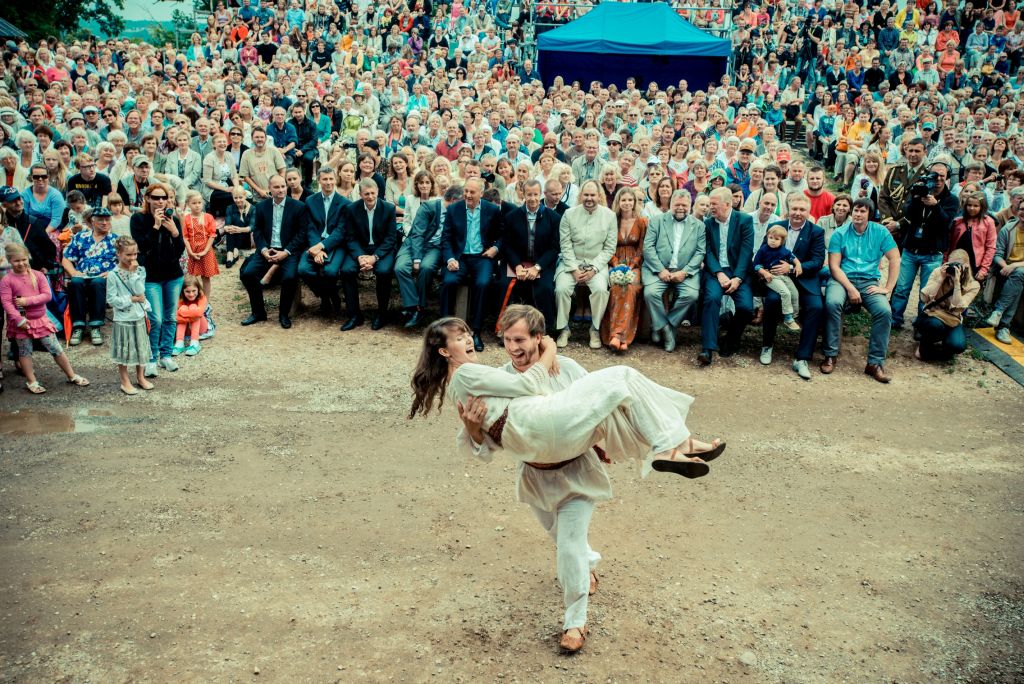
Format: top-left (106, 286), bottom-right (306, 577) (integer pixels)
top-left (364, 201), bottom-right (376, 245)
top-left (271, 197), bottom-right (286, 249)
top-left (321, 191), bottom-right (336, 239)
top-left (717, 210), bottom-right (731, 270)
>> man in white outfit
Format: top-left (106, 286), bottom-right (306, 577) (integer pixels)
top-left (456, 305), bottom-right (611, 653)
top-left (554, 179), bottom-right (617, 349)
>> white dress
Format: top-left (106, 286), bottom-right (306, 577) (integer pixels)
top-left (456, 357), bottom-right (613, 510)
top-left (446, 362), bottom-right (694, 476)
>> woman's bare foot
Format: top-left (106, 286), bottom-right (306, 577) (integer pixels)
top-left (682, 436), bottom-right (722, 455)
top-left (654, 447), bottom-right (706, 466)
top-left (914, 345), bottom-right (922, 361)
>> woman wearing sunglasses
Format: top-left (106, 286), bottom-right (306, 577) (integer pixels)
top-left (129, 183), bottom-right (185, 379)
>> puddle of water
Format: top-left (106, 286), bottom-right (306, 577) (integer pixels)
top-left (0, 409), bottom-right (102, 436)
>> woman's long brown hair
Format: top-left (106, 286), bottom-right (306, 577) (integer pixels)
top-left (408, 317), bottom-right (471, 419)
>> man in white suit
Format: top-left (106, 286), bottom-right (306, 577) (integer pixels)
top-left (642, 190), bottom-right (707, 352)
top-left (554, 180), bottom-right (617, 349)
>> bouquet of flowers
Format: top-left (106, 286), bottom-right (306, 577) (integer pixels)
top-left (608, 264), bottom-right (636, 288)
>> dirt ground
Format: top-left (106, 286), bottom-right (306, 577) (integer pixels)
top-left (1, 277), bottom-right (1023, 683)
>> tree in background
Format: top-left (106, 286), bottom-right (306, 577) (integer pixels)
top-left (6, 0), bottom-right (125, 40)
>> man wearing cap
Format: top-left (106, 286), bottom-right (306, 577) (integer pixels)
top-left (601, 134), bottom-right (623, 162)
top-left (1, 185), bottom-right (57, 271)
top-left (82, 106), bottom-right (103, 135)
top-left (117, 155), bottom-right (152, 213)
top-left (62, 207), bottom-right (118, 346)
top-left (727, 139), bottom-right (757, 197)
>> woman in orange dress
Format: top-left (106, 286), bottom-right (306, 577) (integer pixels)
top-left (600, 187), bottom-right (647, 352)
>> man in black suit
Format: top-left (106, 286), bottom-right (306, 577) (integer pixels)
top-left (394, 184), bottom-right (465, 329)
top-left (440, 177), bottom-right (503, 351)
top-left (699, 187), bottom-right (755, 365)
top-left (760, 194), bottom-right (826, 380)
top-left (500, 179), bottom-right (560, 335)
top-left (339, 178), bottom-right (399, 330)
top-left (240, 174), bottom-right (308, 328)
top-left (298, 166), bottom-right (350, 316)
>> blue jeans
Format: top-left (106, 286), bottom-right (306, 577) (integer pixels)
top-left (824, 276), bottom-right (893, 366)
top-left (891, 251), bottom-right (942, 327)
top-left (145, 277), bottom-right (184, 362)
top-left (915, 315), bottom-right (966, 361)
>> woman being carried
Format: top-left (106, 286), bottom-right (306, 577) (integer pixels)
top-left (410, 317), bottom-right (726, 478)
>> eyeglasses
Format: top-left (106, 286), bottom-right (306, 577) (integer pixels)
top-left (148, 194), bottom-right (168, 200)
top-left (32, 174), bottom-right (48, 180)
top-left (80, 164), bottom-right (96, 169)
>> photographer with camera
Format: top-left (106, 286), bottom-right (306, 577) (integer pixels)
top-left (890, 161), bottom-right (959, 332)
top-left (129, 182), bottom-right (185, 378)
top-left (914, 249), bottom-right (981, 362)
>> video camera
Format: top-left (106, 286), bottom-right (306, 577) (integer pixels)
top-left (909, 171), bottom-right (943, 198)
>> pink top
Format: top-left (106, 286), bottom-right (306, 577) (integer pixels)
top-left (0, 269), bottom-right (57, 340)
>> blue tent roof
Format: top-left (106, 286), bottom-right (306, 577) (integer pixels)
top-left (537, 3), bottom-right (731, 57)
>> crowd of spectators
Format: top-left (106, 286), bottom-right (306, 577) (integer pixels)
top-left (1, 0), bottom-right (1023, 394)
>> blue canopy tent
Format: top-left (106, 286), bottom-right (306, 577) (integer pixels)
top-left (536, 4), bottom-right (730, 90)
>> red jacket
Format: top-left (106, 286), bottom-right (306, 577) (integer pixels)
top-left (947, 215), bottom-right (997, 279)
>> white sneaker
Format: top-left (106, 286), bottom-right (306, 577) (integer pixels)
top-left (556, 328), bottom-right (570, 348)
top-left (985, 311), bottom-right (1002, 328)
top-left (159, 357), bottom-right (179, 372)
top-left (995, 327), bottom-right (1013, 344)
top-left (759, 346), bottom-right (773, 365)
top-left (792, 359), bottom-right (812, 380)
top-left (589, 328), bottom-right (601, 349)
top-left (144, 362), bottom-right (159, 378)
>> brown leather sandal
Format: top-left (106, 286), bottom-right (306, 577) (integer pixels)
top-left (560, 626), bottom-right (588, 653)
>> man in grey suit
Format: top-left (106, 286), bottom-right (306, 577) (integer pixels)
top-left (554, 180), bottom-right (618, 349)
top-left (642, 190), bottom-right (707, 352)
top-left (394, 184), bottom-right (464, 328)
top-left (299, 166), bottom-right (350, 316)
